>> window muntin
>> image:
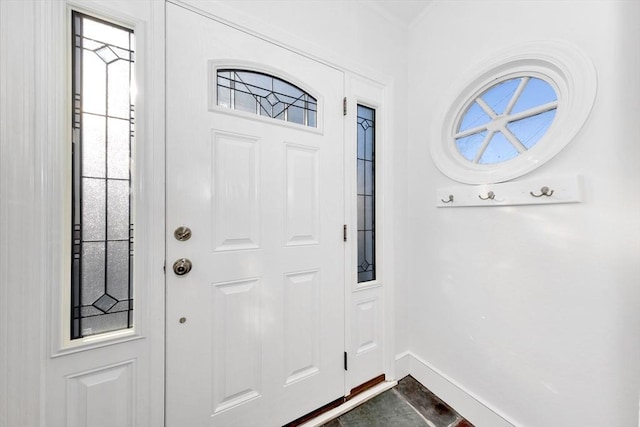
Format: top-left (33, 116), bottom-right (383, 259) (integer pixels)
top-left (357, 105), bottom-right (376, 283)
top-left (454, 76), bottom-right (558, 164)
top-left (216, 69), bottom-right (317, 127)
top-left (71, 11), bottom-right (134, 339)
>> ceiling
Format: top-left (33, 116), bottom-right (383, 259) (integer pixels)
top-left (369, 0), bottom-right (434, 25)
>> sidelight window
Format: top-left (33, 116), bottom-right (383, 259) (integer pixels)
top-left (357, 105), bottom-right (376, 283)
top-left (71, 11), bottom-right (135, 339)
top-left (216, 69), bottom-right (317, 127)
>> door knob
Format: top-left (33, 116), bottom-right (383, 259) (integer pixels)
top-left (173, 258), bottom-right (192, 276)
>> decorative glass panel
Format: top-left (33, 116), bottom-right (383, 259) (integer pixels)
top-left (216, 69), bottom-right (317, 127)
top-left (454, 76), bottom-right (558, 164)
top-left (71, 11), bottom-right (134, 339)
top-left (357, 105), bottom-right (376, 283)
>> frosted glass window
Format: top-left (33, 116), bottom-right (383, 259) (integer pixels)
top-left (71, 11), bottom-right (134, 339)
top-left (357, 105), bottom-right (376, 283)
top-left (454, 77), bottom-right (558, 164)
top-left (216, 69), bottom-right (317, 127)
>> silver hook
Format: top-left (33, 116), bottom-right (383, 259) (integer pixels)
top-left (478, 191), bottom-right (495, 200)
top-left (441, 194), bottom-right (454, 203)
top-left (530, 186), bottom-right (554, 197)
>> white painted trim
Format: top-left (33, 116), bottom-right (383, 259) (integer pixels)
top-left (146, 3), bottom-right (166, 426)
top-left (169, 0), bottom-right (393, 86)
top-left (399, 351), bottom-right (518, 427)
top-left (28, 1), bottom-right (165, 426)
top-left (344, 75), bottom-right (396, 392)
top-left (1, 1), bottom-right (46, 425)
top-left (52, 0), bottom-right (153, 353)
top-left (394, 351), bottom-right (412, 380)
top-left (430, 40), bottom-right (597, 184)
top-left (380, 79), bottom-right (397, 382)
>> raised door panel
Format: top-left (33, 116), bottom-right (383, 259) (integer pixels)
top-left (66, 361), bottom-right (134, 427)
top-left (284, 144), bottom-right (319, 246)
top-left (347, 287), bottom-right (384, 391)
top-left (355, 297), bottom-right (379, 355)
top-left (212, 278), bottom-right (262, 413)
top-left (212, 131), bottom-right (260, 252)
top-left (283, 270), bottom-right (321, 385)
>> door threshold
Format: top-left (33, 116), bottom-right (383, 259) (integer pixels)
top-left (297, 380), bottom-right (398, 427)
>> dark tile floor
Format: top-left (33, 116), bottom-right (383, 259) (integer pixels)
top-left (321, 376), bottom-right (474, 427)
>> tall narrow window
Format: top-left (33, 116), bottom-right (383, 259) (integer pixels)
top-left (71, 12), bottom-right (134, 339)
top-left (357, 105), bottom-right (376, 283)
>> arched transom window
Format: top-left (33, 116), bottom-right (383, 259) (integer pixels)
top-left (216, 69), bottom-right (317, 127)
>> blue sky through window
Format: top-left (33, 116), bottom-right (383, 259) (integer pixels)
top-left (455, 76), bottom-right (558, 164)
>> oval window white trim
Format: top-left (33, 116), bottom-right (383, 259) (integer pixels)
top-left (430, 40), bottom-right (597, 184)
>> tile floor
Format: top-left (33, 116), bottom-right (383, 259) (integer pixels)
top-left (321, 376), bottom-right (474, 427)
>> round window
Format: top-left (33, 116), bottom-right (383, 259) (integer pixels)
top-left (455, 76), bottom-right (558, 164)
top-left (430, 41), bottom-right (597, 184)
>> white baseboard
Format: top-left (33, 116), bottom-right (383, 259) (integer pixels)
top-left (395, 351), bottom-right (518, 427)
top-left (394, 350), bottom-right (412, 380)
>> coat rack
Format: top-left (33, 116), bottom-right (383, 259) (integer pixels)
top-left (436, 175), bottom-right (583, 207)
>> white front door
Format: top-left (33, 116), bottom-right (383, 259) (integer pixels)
top-left (166, 3), bottom-right (345, 426)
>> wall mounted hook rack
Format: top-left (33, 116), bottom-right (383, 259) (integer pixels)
top-left (436, 175), bottom-right (583, 208)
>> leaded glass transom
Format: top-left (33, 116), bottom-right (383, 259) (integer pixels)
top-left (454, 76), bottom-right (558, 164)
top-left (357, 105), bottom-right (376, 283)
top-left (71, 11), bottom-right (134, 339)
top-left (217, 69), bottom-right (317, 127)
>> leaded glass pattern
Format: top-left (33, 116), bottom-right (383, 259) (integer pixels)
top-left (217, 70), bottom-right (317, 127)
top-left (71, 11), bottom-right (134, 339)
top-left (357, 105), bottom-right (375, 283)
top-left (455, 76), bottom-right (558, 164)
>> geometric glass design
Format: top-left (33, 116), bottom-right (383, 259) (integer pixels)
top-left (71, 11), bottom-right (134, 339)
top-left (454, 76), bottom-right (558, 164)
top-left (93, 293), bottom-right (118, 313)
top-left (357, 105), bottom-right (376, 283)
top-left (217, 69), bottom-right (317, 127)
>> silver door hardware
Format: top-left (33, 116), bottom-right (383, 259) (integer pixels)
top-left (478, 191), bottom-right (496, 200)
top-left (174, 226), bottom-right (192, 241)
top-left (173, 258), bottom-right (192, 276)
top-left (530, 186), bottom-right (554, 197)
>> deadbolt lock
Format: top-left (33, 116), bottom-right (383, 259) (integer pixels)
top-left (174, 226), bottom-right (192, 241)
top-left (173, 258), bottom-right (192, 276)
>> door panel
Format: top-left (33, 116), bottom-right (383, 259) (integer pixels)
top-left (166, 3), bottom-right (345, 426)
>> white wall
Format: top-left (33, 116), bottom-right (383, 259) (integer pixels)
top-left (407, 1), bottom-right (640, 426)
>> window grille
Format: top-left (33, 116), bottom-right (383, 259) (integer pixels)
top-left (454, 76), bottom-right (558, 164)
top-left (357, 105), bottom-right (375, 283)
top-left (216, 69), bottom-right (317, 127)
top-left (71, 11), bottom-right (134, 339)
